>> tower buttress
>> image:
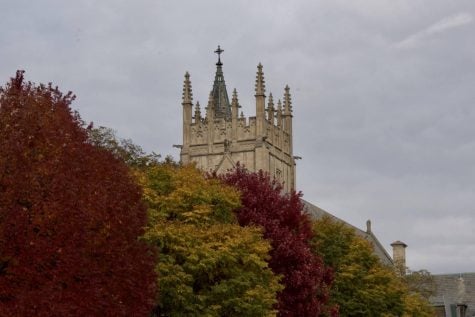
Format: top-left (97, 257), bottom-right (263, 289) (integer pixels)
top-left (267, 93), bottom-right (275, 142)
top-left (182, 72), bottom-right (193, 150)
top-left (206, 92), bottom-right (215, 154)
top-left (255, 63), bottom-right (268, 172)
top-left (231, 88), bottom-right (239, 141)
top-left (276, 99), bottom-right (283, 149)
top-left (255, 63), bottom-right (266, 138)
top-left (283, 85), bottom-right (295, 191)
top-left (283, 85), bottom-right (293, 136)
top-left (276, 99), bottom-right (283, 128)
top-left (284, 85), bottom-right (293, 157)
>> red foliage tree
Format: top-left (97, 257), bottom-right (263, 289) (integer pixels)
top-left (220, 165), bottom-right (334, 317)
top-left (0, 71), bottom-right (156, 316)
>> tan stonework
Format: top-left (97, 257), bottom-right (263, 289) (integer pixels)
top-left (390, 240), bottom-right (407, 275)
top-left (180, 51), bottom-right (296, 192)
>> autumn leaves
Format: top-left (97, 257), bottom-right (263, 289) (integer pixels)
top-left (0, 71), bottom-right (155, 316)
top-left (0, 72), bottom-right (434, 316)
top-left (0, 72), bottom-right (321, 316)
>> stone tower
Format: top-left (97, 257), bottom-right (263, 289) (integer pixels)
top-left (180, 46), bottom-right (296, 192)
top-left (391, 240), bottom-right (407, 276)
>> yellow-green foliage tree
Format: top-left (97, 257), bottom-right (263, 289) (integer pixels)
top-left (312, 216), bottom-right (434, 317)
top-left (312, 216), bottom-right (406, 316)
top-left (139, 164), bottom-right (282, 317)
top-left (402, 292), bottom-right (435, 317)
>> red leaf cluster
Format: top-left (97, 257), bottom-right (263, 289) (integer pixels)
top-left (221, 165), bottom-right (333, 317)
top-left (0, 71), bottom-right (156, 316)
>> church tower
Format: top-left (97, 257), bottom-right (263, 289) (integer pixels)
top-left (180, 46), bottom-right (296, 192)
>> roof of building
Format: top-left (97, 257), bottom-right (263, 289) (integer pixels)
top-left (301, 199), bottom-right (394, 266)
top-left (430, 272), bottom-right (475, 316)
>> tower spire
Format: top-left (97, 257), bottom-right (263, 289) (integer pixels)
top-left (232, 88), bottom-right (238, 103)
top-left (211, 45), bottom-right (231, 119)
top-left (182, 72), bottom-right (193, 152)
top-left (283, 85), bottom-right (292, 115)
top-left (182, 71), bottom-right (193, 105)
top-left (255, 63), bottom-right (266, 96)
top-left (255, 63), bottom-right (266, 138)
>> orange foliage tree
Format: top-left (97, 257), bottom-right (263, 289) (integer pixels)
top-left (0, 71), bottom-right (156, 316)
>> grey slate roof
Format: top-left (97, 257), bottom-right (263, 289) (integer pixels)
top-left (430, 272), bottom-right (475, 317)
top-left (301, 199), bottom-right (394, 266)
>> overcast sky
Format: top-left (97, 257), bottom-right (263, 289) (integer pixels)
top-left (1, 0), bottom-right (474, 274)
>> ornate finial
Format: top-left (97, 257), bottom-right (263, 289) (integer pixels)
top-left (182, 72), bottom-right (193, 105)
top-left (240, 111), bottom-right (244, 118)
top-left (267, 93), bottom-right (275, 121)
top-left (255, 63), bottom-right (266, 96)
top-left (206, 92), bottom-right (214, 119)
top-left (277, 99), bottom-right (283, 127)
top-left (232, 88), bottom-right (239, 108)
top-left (268, 93), bottom-right (274, 109)
top-left (194, 101), bottom-right (201, 121)
top-left (283, 85), bottom-right (292, 114)
top-left (214, 45), bottom-right (224, 66)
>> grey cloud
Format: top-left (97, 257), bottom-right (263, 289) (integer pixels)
top-left (1, 0), bottom-right (474, 274)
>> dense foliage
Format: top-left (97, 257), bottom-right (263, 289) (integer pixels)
top-left (312, 216), bottom-right (434, 317)
top-left (312, 216), bottom-right (405, 316)
top-left (0, 71), bottom-right (435, 317)
top-left (0, 72), bottom-right (156, 316)
top-left (220, 166), bottom-right (333, 317)
top-left (140, 164), bottom-right (282, 316)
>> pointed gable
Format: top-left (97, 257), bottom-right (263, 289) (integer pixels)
top-left (215, 153), bottom-right (236, 174)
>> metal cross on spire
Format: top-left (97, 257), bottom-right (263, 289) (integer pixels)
top-left (214, 45), bottom-right (224, 66)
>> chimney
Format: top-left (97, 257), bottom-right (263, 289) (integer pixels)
top-left (390, 240), bottom-right (407, 275)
